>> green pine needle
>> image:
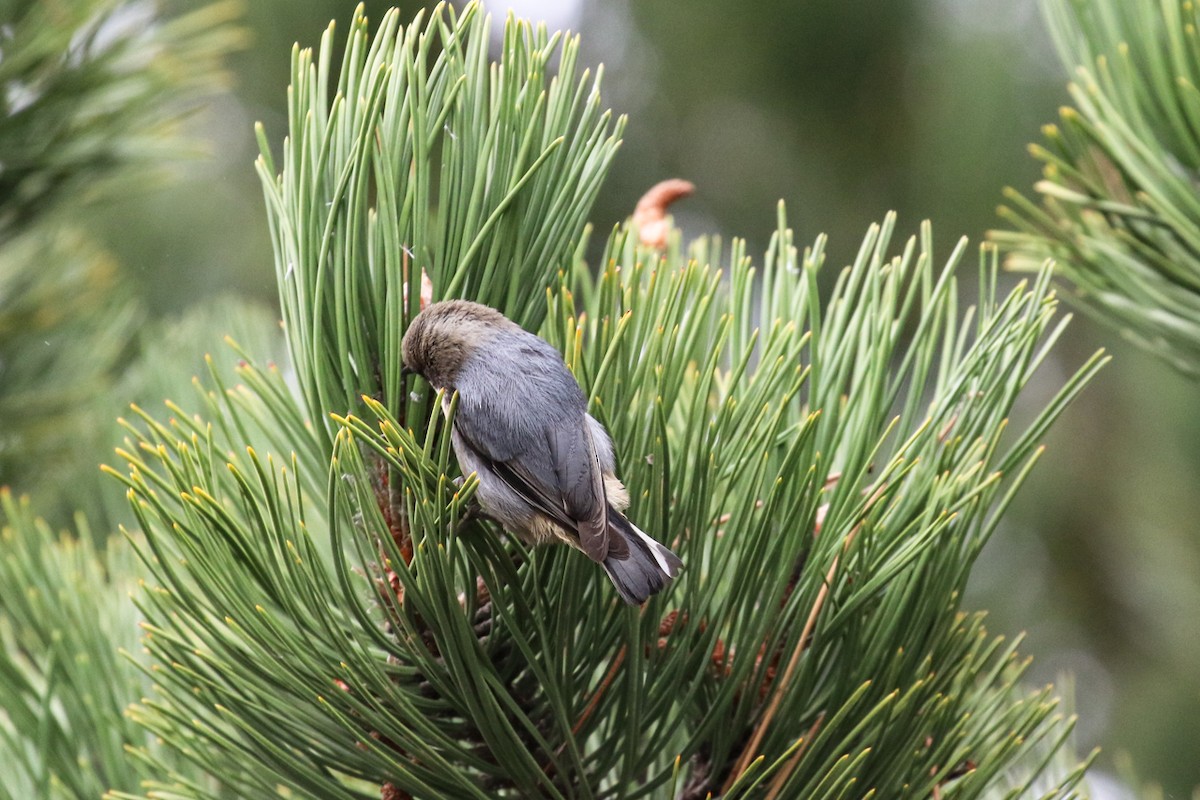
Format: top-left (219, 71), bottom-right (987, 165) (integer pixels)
top-left (995, 0), bottom-right (1200, 375)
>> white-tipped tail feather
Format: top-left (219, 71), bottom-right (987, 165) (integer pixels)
top-left (602, 512), bottom-right (683, 605)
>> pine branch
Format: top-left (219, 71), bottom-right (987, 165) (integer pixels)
top-left (0, 0), bottom-right (244, 239)
top-left (99, 3), bottom-right (1104, 798)
top-left (255, 2), bottom-right (624, 446)
top-left (0, 0), bottom-right (247, 525)
top-left (0, 490), bottom-right (217, 799)
top-left (994, 0), bottom-right (1200, 375)
top-left (108, 215), bottom-right (1104, 797)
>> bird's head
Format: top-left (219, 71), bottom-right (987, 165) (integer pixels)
top-left (401, 299), bottom-right (516, 389)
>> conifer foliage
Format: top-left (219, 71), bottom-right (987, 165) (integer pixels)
top-left (103, 4), bottom-right (1103, 797)
top-left (998, 0), bottom-right (1200, 375)
top-left (0, 1), bottom-right (1110, 798)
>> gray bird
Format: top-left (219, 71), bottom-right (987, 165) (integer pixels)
top-left (401, 299), bottom-right (682, 604)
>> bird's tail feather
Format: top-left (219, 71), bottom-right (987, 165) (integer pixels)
top-left (602, 512), bottom-right (682, 605)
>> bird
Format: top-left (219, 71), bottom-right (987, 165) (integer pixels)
top-left (401, 299), bottom-right (682, 604)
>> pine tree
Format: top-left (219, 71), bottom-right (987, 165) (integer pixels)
top-left (104, 4), bottom-right (1103, 797)
top-left (1, 2), bottom-right (1110, 798)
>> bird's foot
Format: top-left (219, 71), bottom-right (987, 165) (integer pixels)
top-left (459, 500), bottom-right (496, 527)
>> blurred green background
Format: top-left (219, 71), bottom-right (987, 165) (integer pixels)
top-left (66, 0), bottom-right (1200, 795)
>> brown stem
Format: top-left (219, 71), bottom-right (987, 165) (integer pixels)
top-left (722, 539), bottom-right (844, 792)
top-left (763, 712), bottom-right (825, 800)
top-left (572, 645), bottom-right (627, 736)
top-left (380, 782), bottom-right (412, 800)
top-left (721, 484), bottom-right (882, 793)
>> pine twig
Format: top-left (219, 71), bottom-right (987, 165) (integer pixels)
top-left (764, 712), bottom-right (826, 800)
top-left (723, 484), bottom-right (883, 792)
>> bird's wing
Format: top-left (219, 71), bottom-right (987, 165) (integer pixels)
top-left (453, 424), bottom-right (577, 531)
top-left (547, 422), bottom-right (609, 562)
top-left (453, 347), bottom-right (610, 561)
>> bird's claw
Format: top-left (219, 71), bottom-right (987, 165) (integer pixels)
top-left (460, 500), bottom-right (494, 526)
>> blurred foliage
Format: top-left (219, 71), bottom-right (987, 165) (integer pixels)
top-left (0, 490), bottom-right (142, 798)
top-left (0, 491), bottom-right (240, 798)
top-left (0, 0), bottom-right (278, 795)
top-left (0, 231), bottom-right (141, 522)
top-left (0, 0), bottom-right (244, 239)
top-left (614, 0), bottom-right (917, 260)
top-left (586, 0), bottom-right (1060, 275)
top-left (992, 0), bottom-right (1200, 793)
top-left (84, 0), bottom-right (436, 313)
top-left (997, 0), bottom-right (1200, 376)
top-left (0, 0), bottom-right (254, 526)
